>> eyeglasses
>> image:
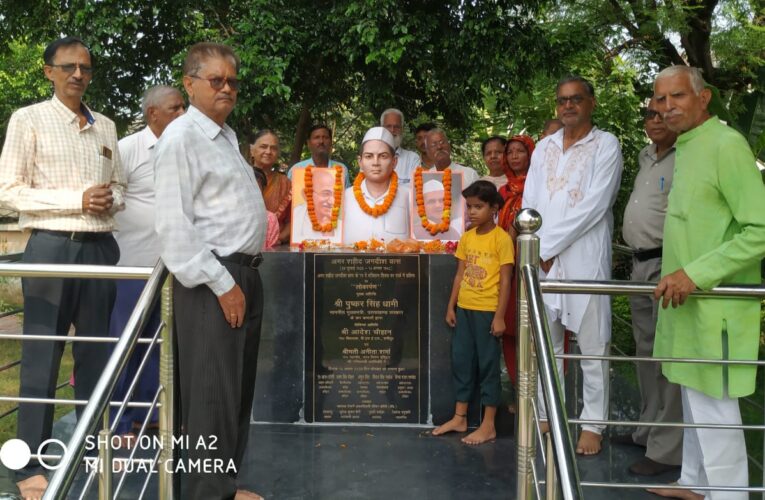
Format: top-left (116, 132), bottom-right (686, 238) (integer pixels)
top-left (190, 75), bottom-right (240, 91)
top-left (644, 110), bottom-right (663, 121)
top-left (555, 95), bottom-right (585, 106)
top-left (48, 63), bottom-right (93, 75)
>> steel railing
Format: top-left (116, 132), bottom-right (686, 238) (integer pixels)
top-left (513, 208), bottom-right (765, 499)
top-left (44, 262), bottom-right (172, 500)
top-left (0, 260), bottom-right (174, 500)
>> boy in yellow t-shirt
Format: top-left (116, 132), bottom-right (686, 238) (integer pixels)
top-left (433, 180), bottom-right (514, 445)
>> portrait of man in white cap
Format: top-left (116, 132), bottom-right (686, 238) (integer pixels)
top-left (343, 126), bottom-right (411, 243)
top-left (411, 175), bottom-right (464, 241)
top-left (290, 164), bottom-right (345, 245)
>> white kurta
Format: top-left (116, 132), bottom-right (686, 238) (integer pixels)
top-left (342, 181), bottom-right (410, 243)
top-left (394, 147), bottom-right (421, 184)
top-left (116, 127), bottom-right (160, 266)
top-left (522, 127), bottom-right (623, 340)
top-left (427, 162), bottom-right (480, 187)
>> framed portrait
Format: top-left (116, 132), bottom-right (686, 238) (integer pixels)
top-left (290, 166), bottom-right (345, 246)
top-left (410, 170), bottom-right (465, 241)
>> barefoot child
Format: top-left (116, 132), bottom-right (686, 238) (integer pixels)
top-left (433, 180), bottom-right (514, 445)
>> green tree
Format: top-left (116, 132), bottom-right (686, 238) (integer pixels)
top-left (0, 40), bottom-right (49, 138)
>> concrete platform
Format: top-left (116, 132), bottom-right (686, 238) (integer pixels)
top-left (52, 411), bottom-right (680, 499)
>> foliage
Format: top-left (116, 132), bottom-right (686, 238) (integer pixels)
top-left (0, 40), bottom-right (50, 138)
top-left (0, 0), bottom-right (761, 165)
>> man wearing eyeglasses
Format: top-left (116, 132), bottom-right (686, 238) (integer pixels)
top-left (424, 128), bottom-right (480, 186)
top-left (0, 36), bottom-right (125, 499)
top-left (618, 99), bottom-right (682, 476)
top-left (522, 75), bottom-right (623, 456)
top-left (153, 42), bottom-right (266, 500)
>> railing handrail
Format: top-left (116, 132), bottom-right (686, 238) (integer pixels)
top-left (43, 262), bottom-right (168, 500)
top-left (521, 264), bottom-right (583, 500)
top-left (0, 263), bottom-right (153, 279)
top-left (540, 279), bottom-right (765, 298)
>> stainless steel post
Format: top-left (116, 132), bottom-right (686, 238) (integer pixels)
top-left (515, 208), bottom-right (542, 500)
top-left (97, 414), bottom-right (112, 500)
top-left (158, 275), bottom-right (175, 500)
top-left (546, 433), bottom-right (559, 500)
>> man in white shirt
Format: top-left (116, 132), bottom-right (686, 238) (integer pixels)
top-left (343, 127), bottom-right (410, 243)
top-left (424, 128), bottom-right (479, 186)
top-left (109, 85), bottom-right (184, 440)
top-left (154, 43), bottom-right (265, 500)
top-left (380, 108), bottom-right (420, 184)
top-left (522, 75), bottom-right (623, 456)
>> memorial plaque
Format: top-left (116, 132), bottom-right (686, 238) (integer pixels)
top-left (305, 254), bottom-right (428, 424)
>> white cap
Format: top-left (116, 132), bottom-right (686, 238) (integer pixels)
top-left (362, 126), bottom-right (396, 150)
top-left (423, 179), bottom-right (445, 194)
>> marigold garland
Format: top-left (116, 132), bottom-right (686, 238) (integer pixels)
top-left (413, 166), bottom-right (452, 235)
top-left (305, 165), bottom-right (343, 232)
top-left (352, 172), bottom-right (399, 217)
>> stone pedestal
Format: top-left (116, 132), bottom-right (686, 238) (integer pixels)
top-left (253, 249), bottom-right (482, 427)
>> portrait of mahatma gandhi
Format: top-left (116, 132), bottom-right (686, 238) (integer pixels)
top-left (290, 166), bottom-right (344, 245)
top-left (308, 168), bottom-right (336, 225)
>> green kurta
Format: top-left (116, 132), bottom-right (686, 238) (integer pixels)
top-left (654, 117), bottom-right (765, 399)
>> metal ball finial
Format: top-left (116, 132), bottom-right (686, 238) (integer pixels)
top-left (514, 208), bottom-right (542, 234)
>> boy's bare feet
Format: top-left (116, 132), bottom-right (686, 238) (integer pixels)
top-left (462, 423), bottom-right (496, 445)
top-left (576, 430), bottom-right (602, 455)
top-left (647, 483), bottom-right (703, 499)
top-left (235, 489), bottom-right (264, 499)
top-left (17, 474), bottom-right (48, 500)
top-left (432, 414), bottom-right (467, 436)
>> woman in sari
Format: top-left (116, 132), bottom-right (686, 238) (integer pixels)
top-left (479, 135), bottom-right (507, 189)
top-left (249, 129), bottom-right (291, 244)
top-left (497, 134), bottom-right (535, 391)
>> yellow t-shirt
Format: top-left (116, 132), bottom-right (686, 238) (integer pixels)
top-left (455, 226), bottom-right (515, 311)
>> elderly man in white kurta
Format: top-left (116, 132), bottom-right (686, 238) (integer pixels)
top-left (522, 76), bottom-right (623, 455)
top-left (343, 127), bottom-right (410, 243)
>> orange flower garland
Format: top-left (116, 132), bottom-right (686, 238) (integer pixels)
top-left (352, 172), bottom-right (399, 217)
top-left (413, 166), bottom-right (452, 235)
top-left (305, 165), bottom-right (343, 232)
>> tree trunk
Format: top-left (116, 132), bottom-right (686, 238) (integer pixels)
top-left (290, 103), bottom-right (312, 166)
top-left (680, 0), bottom-right (717, 84)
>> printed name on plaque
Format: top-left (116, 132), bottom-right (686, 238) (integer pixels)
top-left (306, 254), bottom-right (427, 424)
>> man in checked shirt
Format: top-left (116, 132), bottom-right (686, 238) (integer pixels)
top-left (0, 36), bottom-right (125, 498)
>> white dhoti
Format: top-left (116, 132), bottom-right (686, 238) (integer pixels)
top-left (538, 298), bottom-right (609, 434)
top-left (679, 386), bottom-right (748, 499)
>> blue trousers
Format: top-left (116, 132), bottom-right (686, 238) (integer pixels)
top-left (108, 279), bottom-right (160, 435)
top-left (453, 307), bottom-right (502, 407)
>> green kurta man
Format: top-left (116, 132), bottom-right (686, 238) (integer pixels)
top-left (654, 116), bottom-right (765, 398)
top-left (649, 66), bottom-right (765, 500)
